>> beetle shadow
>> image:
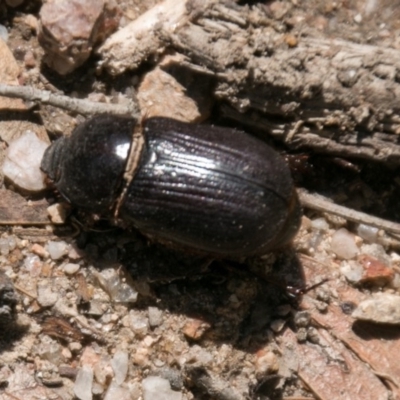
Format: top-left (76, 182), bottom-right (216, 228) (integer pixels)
top-left (352, 320), bottom-right (400, 341)
top-left (81, 229), bottom-right (305, 353)
top-left (133, 247), bottom-right (305, 354)
top-left (0, 320), bottom-right (29, 355)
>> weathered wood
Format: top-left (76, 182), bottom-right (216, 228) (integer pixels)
top-left (99, 0), bottom-right (400, 165)
top-left (0, 189), bottom-right (49, 225)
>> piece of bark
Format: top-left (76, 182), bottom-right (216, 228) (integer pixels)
top-left (0, 189), bottom-right (49, 225)
top-left (99, 0), bottom-right (192, 75)
top-left (278, 328), bottom-right (389, 400)
top-left (171, 5), bottom-right (400, 164)
top-left (299, 254), bottom-right (400, 398)
top-left (99, 1), bottom-right (400, 165)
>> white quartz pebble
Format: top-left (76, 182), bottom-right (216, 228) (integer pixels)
top-left (2, 130), bottom-right (48, 191)
top-left (111, 350), bottom-right (129, 385)
top-left (63, 263), bottom-right (80, 275)
top-left (46, 241), bottom-right (69, 260)
top-left (74, 365), bottom-right (94, 400)
top-left (142, 376), bottom-right (182, 400)
top-left (331, 228), bottom-right (358, 259)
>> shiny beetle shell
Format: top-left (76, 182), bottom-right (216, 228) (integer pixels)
top-left (41, 115), bottom-right (301, 258)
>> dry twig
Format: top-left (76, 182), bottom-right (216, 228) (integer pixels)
top-left (297, 188), bottom-right (400, 235)
top-left (0, 84), bottom-right (139, 117)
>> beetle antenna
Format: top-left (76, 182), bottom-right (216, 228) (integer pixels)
top-left (285, 277), bottom-right (330, 298)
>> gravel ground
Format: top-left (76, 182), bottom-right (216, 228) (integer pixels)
top-left (1, 1), bottom-right (400, 400)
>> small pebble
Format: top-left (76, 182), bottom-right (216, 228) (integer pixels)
top-left (46, 241), bottom-right (69, 260)
top-left (315, 300), bottom-right (328, 312)
top-left (324, 213), bottom-right (346, 227)
top-left (307, 327), bottom-right (320, 344)
top-left (93, 359), bottom-right (113, 386)
top-left (275, 304), bottom-right (291, 316)
top-left (270, 319), bottom-right (286, 333)
top-left (255, 349), bottom-right (279, 375)
top-left (95, 268), bottom-right (138, 303)
top-left (293, 311), bottom-right (311, 328)
top-left (301, 215), bottom-right (312, 231)
top-left (37, 282), bottom-right (58, 307)
top-left (296, 327), bottom-right (308, 343)
top-left (0, 268), bottom-right (18, 320)
top-left (2, 131), bottom-right (48, 192)
top-left (148, 306), bottom-right (163, 328)
top-left (24, 14), bottom-right (39, 32)
top-left (111, 350), bottom-right (129, 385)
top-left (360, 243), bottom-right (390, 265)
top-left (74, 365), bottom-right (94, 400)
top-left (340, 260), bottom-right (363, 283)
top-left (92, 382), bottom-right (104, 396)
top-left (158, 368), bottom-right (183, 391)
top-left (24, 254), bottom-right (42, 276)
top-left (183, 318), bottom-right (210, 341)
top-left (311, 218), bottom-right (329, 231)
top-left (186, 345), bottom-right (213, 366)
top-left (0, 24), bottom-right (8, 42)
top-left (128, 312), bottom-right (149, 338)
top-left (104, 382), bottom-right (132, 400)
top-left (31, 244), bottom-right (49, 259)
top-left (68, 245), bottom-right (83, 260)
top-left (358, 254), bottom-right (394, 286)
top-left (63, 263), bottom-right (80, 275)
top-left (62, 347), bottom-right (72, 360)
top-left (24, 50), bottom-right (36, 68)
top-left (331, 228), bottom-right (359, 259)
top-left (354, 13), bottom-right (362, 23)
top-left (35, 340), bottom-right (63, 365)
top-left (39, 0), bottom-right (120, 74)
top-left (285, 34), bottom-right (298, 47)
top-left (133, 345), bottom-right (150, 367)
top-left (315, 288), bottom-right (330, 303)
top-left (142, 376), bottom-right (182, 400)
top-left (340, 301), bottom-right (357, 315)
top-left (41, 264), bottom-right (54, 278)
top-left (53, 297), bottom-right (78, 317)
top-left (69, 342), bottom-right (83, 353)
top-left (352, 293), bottom-right (400, 324)
top-left (47, 203), bottom-right (67, 224)
top-left (0, 238), bottom-right (10, 256)
top-left (392, 273), bottom-right (400, 290)
top-left (153, 359), bottom-right (165, 368)
top-left (357, 224), bottom-right (379, 243)
top-left (80, 346), bottom-right (101, 368)
top-left (87, 301), bottom-right (104, 316)
top-left (7, 236), bottom-right (16, 251)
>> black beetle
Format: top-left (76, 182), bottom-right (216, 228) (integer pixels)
top-left (41, 115), bottom-right (301, 258)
